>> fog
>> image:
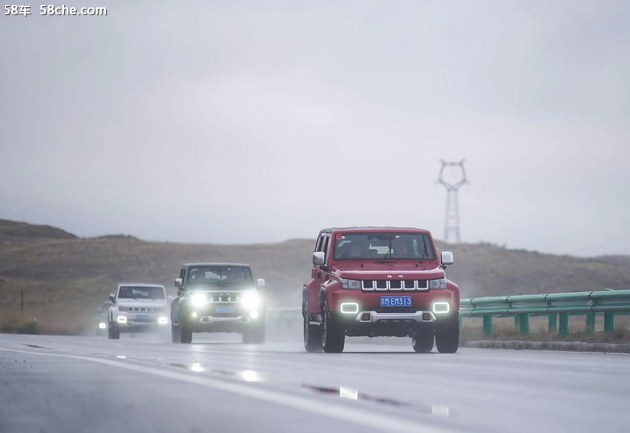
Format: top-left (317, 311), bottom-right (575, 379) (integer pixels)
top-left (1, 1), bottom-right (629, 256)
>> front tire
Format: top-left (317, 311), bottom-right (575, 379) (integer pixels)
top-left (412, 327), bottom-right (434, 353)
top-left (303, 312), bottom-right (322, 352)
top-left (180, 319), bottom-right (192, 344)
top-left (171, 322), bottom-right (181, 343)
top-left (435, 313), bottom-right (459, 353)
top-left (174, 313), bottom-right (192, 343)
top-left (108, 323), bottom-right (120, 340)
top-left (321, 302), bottom-right (345, 353)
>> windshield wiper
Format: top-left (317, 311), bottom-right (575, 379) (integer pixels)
top-left (382, 248), bottom-right (393, 260)
top-left (376, 237), bottom-right (394, 262)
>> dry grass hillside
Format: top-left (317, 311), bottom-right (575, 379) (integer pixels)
top-left (1, 219), bottom-right (628, 334)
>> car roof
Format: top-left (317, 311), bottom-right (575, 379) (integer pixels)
top-left (182, 263), bottom-right (252, 268)
top-left (117, 283), bottom-right (165, 288)
top-left (320, 226), bottom-right (431, 235)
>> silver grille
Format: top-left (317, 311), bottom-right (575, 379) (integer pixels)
top-left (362, 280), bottom-right (428, 291)
top-left (128, 307), bottom-right (161, 312)
top-left (208, 293), bottom-right (241, 304)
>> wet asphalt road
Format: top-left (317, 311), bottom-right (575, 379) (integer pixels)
top-left (1, 332), bottom-right (629, 433)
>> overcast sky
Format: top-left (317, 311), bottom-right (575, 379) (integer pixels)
top-left (1, 1), bottom-right (629, 257)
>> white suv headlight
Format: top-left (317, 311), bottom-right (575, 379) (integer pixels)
top-left (429, 278), bottom-right (447, 289)
top-left (190, 292), bottom-right (209, 307)
top-left (340, 278), bottom-right (361, 290)
top-left (240, 291), bottom-right (262, 310)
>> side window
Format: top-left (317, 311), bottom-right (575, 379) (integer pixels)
top-left (179, 267), bottom-right (186, 284)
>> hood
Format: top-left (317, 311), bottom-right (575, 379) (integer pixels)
top-left (333, 263), bottom-right (445, 280)
top-left (117, 298), bottom-right (167, 308)
top-left (186, 283), bottom-right (257, 292)
top-left (332, 260), bottom-right (440, 271)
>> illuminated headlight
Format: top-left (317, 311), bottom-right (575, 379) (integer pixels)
top-left (98, 322), bottom-right (107, 330)
top-left (340, 278), bottom-right (361, 290)
top-left (158, 316), bottom-right (169, 325)
top-left (429, 278), bottom-right (447, 289)
top-left (432, 302), bottom-right (450, 314)
top-left (117, 315), bottom-right (127, 324)
top-left (241, 291), bottom-right (262, 310)
top-left (340, 302), bottom-right (359, 314)
top-left (190, 292), bottom-right (209, 308)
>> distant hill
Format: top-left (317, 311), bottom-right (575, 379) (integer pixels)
top-left (0, 219), bottom-right (77, 241)
top-left (0, 219), bottom-right (629, 334)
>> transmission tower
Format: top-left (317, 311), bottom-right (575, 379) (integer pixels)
top-left (437, 160), bottom-right (468, 243)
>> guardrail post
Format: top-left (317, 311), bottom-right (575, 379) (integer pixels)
top-left (520, 314), bottom-right (529, 336)
top-left (586, 312), bottom-right (595, 333)
top-left (483, 316), bottom-right (492, 337)
top-left (604, 312), bottom-right (615, 334)
top-left (514, 314), bottom-right (529, 335)
top-left (548, 314), bottom-right (557, 333)
top-left (559, 313), bottom-right (569, 337)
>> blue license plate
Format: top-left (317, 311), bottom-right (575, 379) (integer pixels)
top-left (380, 296), bottom-right (412, 308)
top-left (135, 314), bottom-right (152, 322)
top-left (215, 305), bottom-right (236, 314)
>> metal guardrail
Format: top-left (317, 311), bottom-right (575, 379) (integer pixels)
top-left (266, 289), bottom-right (630, 338)
top-left (460, 289), bottom-right (630, 337)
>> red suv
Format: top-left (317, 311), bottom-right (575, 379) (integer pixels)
top-left (302, 227), bottom-right (460, 353)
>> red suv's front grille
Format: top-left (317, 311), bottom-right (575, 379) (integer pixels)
top-left (362, 280), bottom-right (428, 291)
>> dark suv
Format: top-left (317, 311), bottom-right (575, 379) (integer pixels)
top-left (302, 227), bottom-right (460, 353)
top-left (171, 263), bottom-right (266, 344)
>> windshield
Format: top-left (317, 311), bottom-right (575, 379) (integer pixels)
top-left (333, 232), bottom-right (435, 261)
top-left (186, 266), bottom-right (253, 285)
top-left (118, 286), bottom-right (165, 300)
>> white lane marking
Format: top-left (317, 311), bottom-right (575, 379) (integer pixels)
top-left (0, 348), bottom-right (456, 433)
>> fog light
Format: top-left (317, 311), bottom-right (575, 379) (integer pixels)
top-left (117, 316), bottom-right (127, 324)
top-left (98, 322), bottom-right (107, 330)
top-left (360, 312), bottom-right (371, 322)
top-left (191, 311), bottom-right (198, 319)
top-left (432, 302), bottom-right (450, 314)
top-left (250, 311), bottom-right (260, 320)
top-left (158, 316), bottom-right (168, 325)
top-left (340, 302), bottom-right (359, 314)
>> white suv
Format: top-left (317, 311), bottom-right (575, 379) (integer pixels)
top-left (107, 283), bottom-right (170, 339)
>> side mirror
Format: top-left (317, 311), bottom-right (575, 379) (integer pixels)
top-left (108, 293), bottom-right (116, 303)
top-left (257, 278), bottom-right (265, 287)
top-left (312, 251), bottom-right (325, 266)
top-left (174, 278), bottom-right (182, 289)
top-left (441, 251), bottom-right (454, 267)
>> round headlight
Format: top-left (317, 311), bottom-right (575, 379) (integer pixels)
top-left (190, 292), bottom-right (209, 307)
top-left (240, 291), bottom-right (262, 310)
top-left (429, 278), bottom-right (447, 289)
